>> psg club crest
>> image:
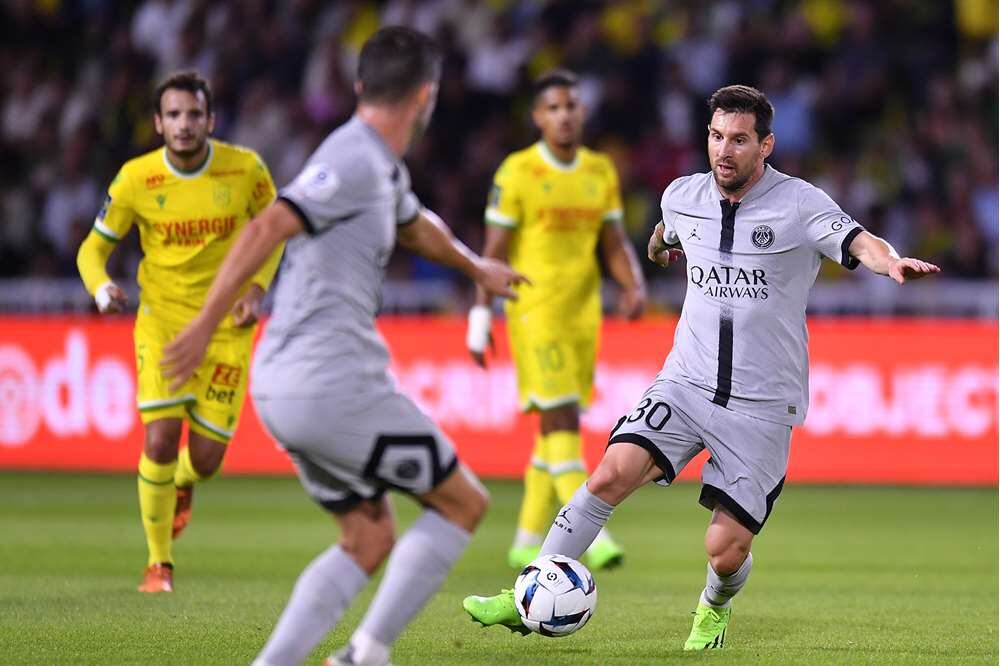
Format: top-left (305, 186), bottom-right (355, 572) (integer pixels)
top-left (751, 225), bottom-right (775, 249)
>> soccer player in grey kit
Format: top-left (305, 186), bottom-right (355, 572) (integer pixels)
top-left (163, 27), bottom-right (526, 666)
top-left (464, 85), bottom-right (940, 649)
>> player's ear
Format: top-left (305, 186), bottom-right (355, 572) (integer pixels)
top-left (354, 80), bottom-right (364, 98)
top-left (207, 112), bottom-right (215, 135)
top-left (760, 132), bottom-right (774, 159)
top-left (153, 113), bottom-right (164, 137)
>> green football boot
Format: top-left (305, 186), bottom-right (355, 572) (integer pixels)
top-left (585, 539), bottom-right (625, 571)
top-left (506, 545), bottom-right (541, 570)
top-left (462, 589), bottom-right (530, 636)
top-left (683, 603), bottom-right (731, 650)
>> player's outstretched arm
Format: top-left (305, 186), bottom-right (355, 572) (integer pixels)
top-left (397, 208), bottom-right (529, 300)
top-left (848, 230), bottom-right (941, 284)
top-left (647, 221), bottom-right (684, 269)
top-left (467, 224), bottom-right (512, 368)
top-left (600, 221), bottom-right (647, 319)
top-left (162, 201), bottom-right (304, 390)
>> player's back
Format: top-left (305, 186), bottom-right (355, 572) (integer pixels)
top-left (254, 116), bottom-right (418, 400)
top-left (487, 143), bottom-right (622, 325)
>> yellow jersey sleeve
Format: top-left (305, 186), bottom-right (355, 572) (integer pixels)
top-left (601, 155), bottom-right (624, 225)
top-left (485, 156), bottom-right (522, 228)
top-left (244, 151), bottom-right (283, 290)
top-left (93, 167), bottom-right (137, 243)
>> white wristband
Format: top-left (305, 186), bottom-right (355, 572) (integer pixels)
top-left (466, 305), bottom-right (492, 353)
top-left (95, 281), bottom-right (116, 312)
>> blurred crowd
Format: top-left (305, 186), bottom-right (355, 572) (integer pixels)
top-left (0, 0), bottom-right (996, 292)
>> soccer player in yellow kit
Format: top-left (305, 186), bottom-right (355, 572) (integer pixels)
top-left (75, 72), bottom-right (282, 593)
top-left (467, 70), bottom-right (647, 571)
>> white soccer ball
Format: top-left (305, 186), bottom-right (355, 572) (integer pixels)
top-left (513, 554), bottom-right (597, 637)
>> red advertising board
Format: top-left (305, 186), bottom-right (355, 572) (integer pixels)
top-left (0, 316), bottom-right (996, 485)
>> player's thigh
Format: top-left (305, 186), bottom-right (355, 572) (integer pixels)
top-left (417, 463), bottom-right (488, 532)
top-left (606, 379), bottom-right (708, 487)
top-left (186, 331), bottom-right (254, 445)
top-left (510, 327), bottom-right (586, 411)
top-left (134, 318), bottom-right (196, 420)
top-left (698, 407), bottom-right (791, 535)
top-left (254, 389), bottom-right (458, 504)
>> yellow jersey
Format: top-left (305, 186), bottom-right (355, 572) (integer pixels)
top-left (90, 139), bottom-right (280, 329)
top-left (485, 141), bottom-right (623, 327)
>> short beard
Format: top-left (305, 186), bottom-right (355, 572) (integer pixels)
top-left (714, 167), bottom-right (751, 194)
top-left (168, 138), bottom-right (206, 159)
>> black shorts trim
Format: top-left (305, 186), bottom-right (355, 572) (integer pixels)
top-left (607, 432), bottom-right (676, 484)
top-left (277, 196), bottom-right (315, 234)
top-left (699, 484), bottom-right (763, 534)
top-left (317, 488), bottom-right (387, 515)
top-left (840, 226), bottom-right (864, 269)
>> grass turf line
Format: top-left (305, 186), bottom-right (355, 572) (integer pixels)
top-left (0, 473), bottom-right (996, 664)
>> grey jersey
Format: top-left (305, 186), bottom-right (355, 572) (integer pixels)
top-left (252, 116), bottom-right (421, 399)
top-left (661, 165), bottom-right (864, 426)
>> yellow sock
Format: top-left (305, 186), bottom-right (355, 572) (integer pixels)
top-left (174, 445), bottom-right (211, 488)
top-left (514, 434), bottom-right (555, 544)
top-left (138, 453), bottom-right (177, 566)
top-left (546, 430), bottom-right (588, 504)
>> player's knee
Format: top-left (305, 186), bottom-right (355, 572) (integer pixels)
top-left (340, 523), bottom-right (395, 573)
top-left (190, 445), bottom-right (224, 477)
top-left (144, 426), bottom-right (181, 461)
top-left (586, 465), bottom-right (627, 505)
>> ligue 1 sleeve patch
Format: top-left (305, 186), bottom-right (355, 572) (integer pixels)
top-left (294, 164), bottom-right (340, 202)
top-left (97, 195), bottom-right (111, 221)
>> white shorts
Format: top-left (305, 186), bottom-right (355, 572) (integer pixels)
top-left (608, 377), bottom-right (791, 534)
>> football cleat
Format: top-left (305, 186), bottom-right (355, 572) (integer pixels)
top-left (506, 545), bottom-right (541, 570)
top-left (462, 589), bottom-right (530, 635)
top-left (137, 562), bottom-right (174, 593)
top-left (172, 486), bottom-right (194, 539)
top-left (585, 539), bottom-right (624, 571)
top-left (683, 603), bottom-right (731, 650)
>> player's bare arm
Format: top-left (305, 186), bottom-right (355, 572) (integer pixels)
top-left (646, 221), bottom-right (685, 268)
top-left (162, 200), bottom-right (303, 389)
top-left (848, 230), bottom-right (941, 284)
top-left (396, 208), bottom-right (529, 300)
top-left (600, 221), bottom-right (647, 320)
top-left (467, 224), bottom-right (513, 368)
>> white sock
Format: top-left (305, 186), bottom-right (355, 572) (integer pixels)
top-left (700, 552), bottom-right (753, 608)
top-left (254, 545), bottom-right (367, 666)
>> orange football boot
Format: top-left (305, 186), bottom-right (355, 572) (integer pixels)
top-left (137, 563), bottom-right (174, 593)
top-left (172, 486), bottom-right (194, 539)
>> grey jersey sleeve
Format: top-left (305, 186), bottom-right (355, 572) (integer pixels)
top-left (279, 162), bottom-right (355, 235)
top-left (394, 164), bottom-right (421, 225)
top-left (659, 178), bottom-right (682, 245)
top-left (799, 182), bottom-right (865, 269)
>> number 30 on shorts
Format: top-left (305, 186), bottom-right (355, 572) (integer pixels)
top-left (626, 397), bottom-right (672, 431)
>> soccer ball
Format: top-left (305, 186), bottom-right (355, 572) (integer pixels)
top-left (513, 554), bottom-right (597, 637)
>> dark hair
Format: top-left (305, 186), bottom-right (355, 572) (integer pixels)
top-left (357, 26), bottom-right (442, 103)
top-left (154, 71), bottom-right (213, 115)
top-left (533, 69), bottom-right (578, 100)
top-left (708, 85), bottom-right (773, 141)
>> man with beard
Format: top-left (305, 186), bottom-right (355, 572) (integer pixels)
top-left (162, 27), bottom-right (526, 666)
top-left (466, 69), bottom-right (646, 572)
top-left (464, 84), bottom-right (939, 649)
top-left (76, 71), bottom-right (282, 593)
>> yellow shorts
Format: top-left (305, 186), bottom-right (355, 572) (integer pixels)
top-left (508, 322), bottom-right (598, 412)
top-left (134, 315), bottom-right (254, 443)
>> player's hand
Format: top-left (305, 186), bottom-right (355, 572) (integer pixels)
top-left (162, 320), bottom-right (214, 392)
top-left (95, 281), bottom-right (127, 314)
top-left (887, 257), bottom-right (940, 284)
top-left (647, 222), bottom-right (684, 268)
top-left (473, 257), bottom-right (530, 300)
top-left (232, 284), bottom-right (265, 327)
top-left (620, 285), bottom-right (646, 320)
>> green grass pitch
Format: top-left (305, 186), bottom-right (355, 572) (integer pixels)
top-left (1, 472), bottom-right (996, 664)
